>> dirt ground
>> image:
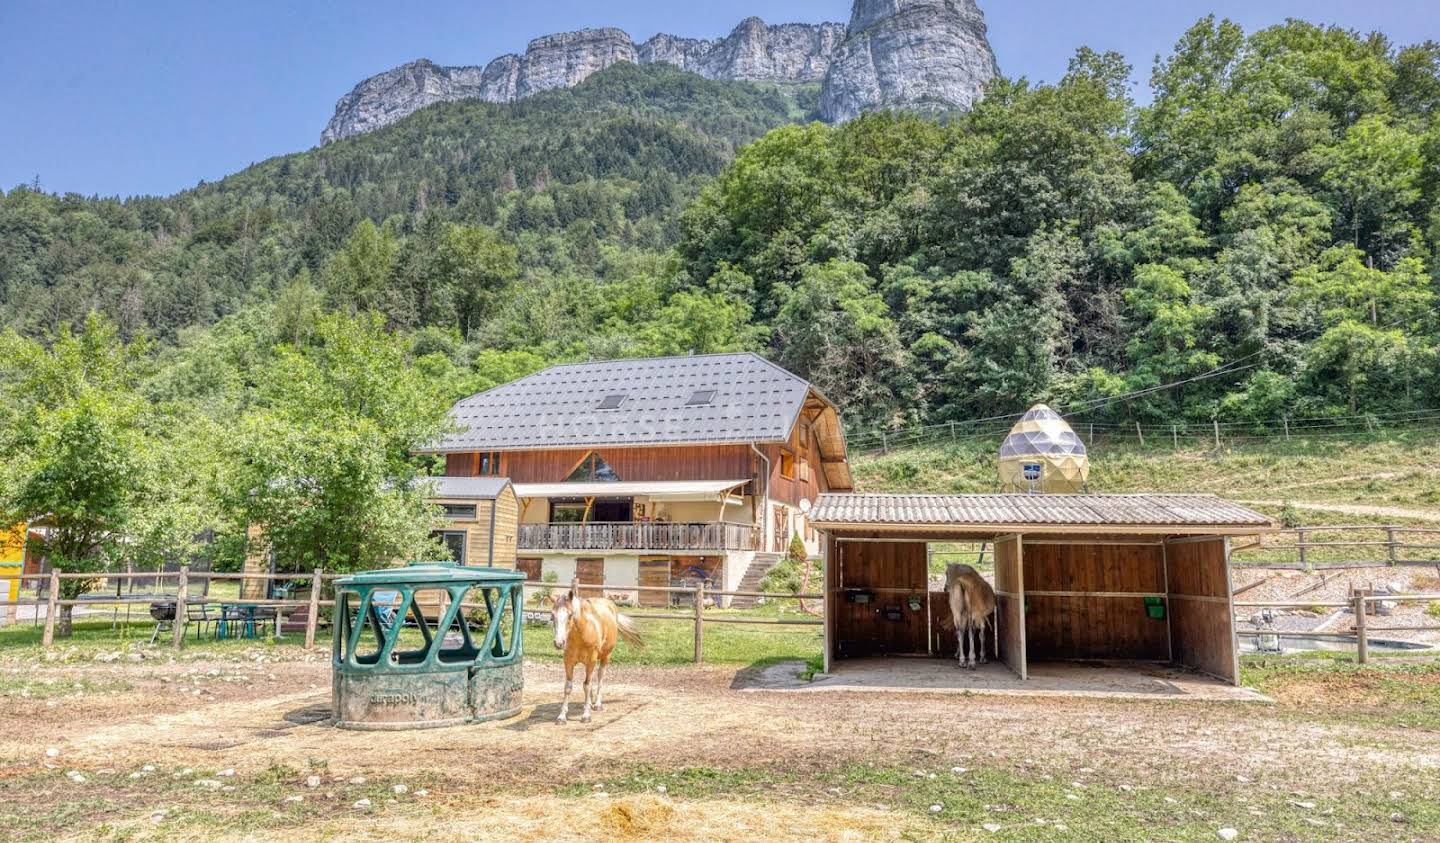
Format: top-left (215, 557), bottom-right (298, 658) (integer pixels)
top-left (2, 649), bottom-right (1439, 841)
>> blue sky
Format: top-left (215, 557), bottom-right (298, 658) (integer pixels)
top-left (2, 0), bottom-right (1435, 198)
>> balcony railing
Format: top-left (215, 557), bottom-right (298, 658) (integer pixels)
top-left (518, 521), bottom-right (759, 552)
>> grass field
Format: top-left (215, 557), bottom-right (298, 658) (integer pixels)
top-left (1, 629), bottom-right (1436, 842)
top-left (852, 431), bottom-right (1440, 518)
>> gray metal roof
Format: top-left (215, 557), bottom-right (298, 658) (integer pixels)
top-left (423, 476), bottom-right (512, 499)
top-left (810, 493), bottom-right (1272, 532)
top-left (422, 353), bottom-right (815, 452)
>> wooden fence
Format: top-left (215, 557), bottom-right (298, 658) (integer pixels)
top-left (1234, 591), bottom-right (1440, 663)
top-left (1230, 525), bottom-right (1440, 568)
top-left (0, 568), bottom-right (820, 664)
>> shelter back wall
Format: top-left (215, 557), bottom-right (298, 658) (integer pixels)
top-left (1022, 542), bottom-right (1169, 661)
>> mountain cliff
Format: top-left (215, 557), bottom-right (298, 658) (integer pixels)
top-left (321, 19), bottom-right (847, 144)
top-left (818, 0), bottom-right (1000, 122)
top-left (320, 1), bottom-right (998, 144)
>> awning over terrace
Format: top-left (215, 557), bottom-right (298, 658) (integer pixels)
top-left (512, 480), bottom-right (749, 503)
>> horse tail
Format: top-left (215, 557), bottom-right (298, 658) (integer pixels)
top-left (615, 612), bottom-right (644, 649)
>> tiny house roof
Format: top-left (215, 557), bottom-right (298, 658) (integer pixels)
top-left (423, 476), bottom-right (513, 500)
top-left (809, 493), bottom-right (1274, 537)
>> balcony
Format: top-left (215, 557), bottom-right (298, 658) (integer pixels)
top-left (518, 521), bottom-right (758, 552)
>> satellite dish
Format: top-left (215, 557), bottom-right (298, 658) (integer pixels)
top-left (799, 498), bottom-right (812, 514)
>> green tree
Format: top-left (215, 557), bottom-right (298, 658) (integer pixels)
top-left (773, 260), bottom-right (914, 428)
top-left (223, 313), bottom-right (451, 573)
top-left (0, 315), bottom-right (202, 635)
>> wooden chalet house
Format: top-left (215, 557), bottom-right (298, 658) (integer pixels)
top-left (420, 353), bottom-right (853, 601)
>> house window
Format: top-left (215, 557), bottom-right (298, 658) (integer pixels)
top-left (566, 452), bottom-right (621, 482)
top-left (476, 452), bottom-right (501, 476)
top-left (440, 503), bottom-right (477, 519)
top-left (433, 530), bottom-right (467, 564)
top-left (551, 500), bottom-right (589, 523)
top-left (779, 451), bottom-right (796, 479)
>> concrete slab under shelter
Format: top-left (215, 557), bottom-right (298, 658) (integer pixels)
top-left (748, 657), bottom-right (1269, 702)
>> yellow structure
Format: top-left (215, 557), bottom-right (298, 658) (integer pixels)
top-left (0, 523), bottom-right (26, 626)
top-left (997, 404), bottom-right (1089, 493)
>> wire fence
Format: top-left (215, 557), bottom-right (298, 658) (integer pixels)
top-left (846, 407), bottom-right (1440, 456)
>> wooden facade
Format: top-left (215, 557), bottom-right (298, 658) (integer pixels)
top-left (1164, 537), bottom-right (1238, 683)
top-left (831, 540), bottom-right (928, 657)
top-left (821, 526), bottom-right (1253, 686)
top-left (431, 483), bottom-right (519, 569)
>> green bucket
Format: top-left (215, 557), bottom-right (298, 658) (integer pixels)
top-left (1144, 595), bottom-right (1166, 620)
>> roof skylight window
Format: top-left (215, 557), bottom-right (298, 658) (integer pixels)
top-left (597, 394), bottom-right (626, 410)
top-left (686, 389), bottom-right (717, 406)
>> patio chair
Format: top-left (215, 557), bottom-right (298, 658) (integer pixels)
top-left (185, 602), bottom-right (216, 640)
top-left (251, 606), bottom-right (279, 638)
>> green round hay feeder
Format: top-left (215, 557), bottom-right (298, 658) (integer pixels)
top-left (331, 563), bottom-right (524, 730)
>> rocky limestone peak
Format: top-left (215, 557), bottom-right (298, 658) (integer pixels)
top-left (516, 28), bottom-right (639, 98)
top-left (318, 1), bottom-right (998, 144)
top-left (320, 58), bottom-right (488, 145)
top-left (819, 0), bottom-right (999, 123)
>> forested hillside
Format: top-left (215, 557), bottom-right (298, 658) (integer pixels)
top-left (3, 15), bottom-right (1439, 577)
top-left (2, 16), bottom-right (1439, 435)
top-left (0, 63), bottom-right (813, 343)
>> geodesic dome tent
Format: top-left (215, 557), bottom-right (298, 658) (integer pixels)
top-left (997, 404), bottom-right (1089, 493)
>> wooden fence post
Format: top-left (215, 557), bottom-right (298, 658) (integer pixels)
top-left (1135, 421), bottom-right (1145, 447)
top-left (42, 568), bottom-right (60, 647)
top-left (1296, 528), bottom-right (1308, 569)
top-left (880, 432), bottom-right (888, 454)
top-left (172, 566), bottom-right (189, 650)
top-left (1353, 592), bottom-right (1368, 665)
top-left (693, 582), bottom-right (705, 664)
top-left (949, 421), bottom-right (956, 441)
top-left (1386, 527), bottom-right (1397, 565)
top-left (304, 568), bottom-right (322, 650)
top-left (1283, 415), bottom-right (1290, 441)
top-left (1213, 419), bottom-right (1221, 449)
top-left (1171, 424), bottom-right (1178, 448)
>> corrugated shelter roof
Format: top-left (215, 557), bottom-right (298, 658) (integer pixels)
top-left (423, 353), bottom-right (812, 451)
top-left (423, 476), bottom-right (512, 500)
top-left (810, 493), bottom-right (1272, 534)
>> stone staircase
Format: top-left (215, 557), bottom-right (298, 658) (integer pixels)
top-left (729, 552), bottom-right (785, 608)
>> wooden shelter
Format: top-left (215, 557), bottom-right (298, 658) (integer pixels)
top-left (810, 493), bottom-right (1274, 686)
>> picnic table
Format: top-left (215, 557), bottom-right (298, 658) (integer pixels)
top-left (217, 603), bottom-right (276, 639)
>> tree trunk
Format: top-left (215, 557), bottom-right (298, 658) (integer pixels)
top-left (57, 605), bottom-right (74, 638)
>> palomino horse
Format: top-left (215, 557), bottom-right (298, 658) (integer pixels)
top-left (548, 581), bottom-right (643, 724)
top-left (945, 563), bottom-right (996, 669)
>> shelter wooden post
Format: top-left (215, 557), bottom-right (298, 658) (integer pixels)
top-left (171, 566), bottom-right (189, 650)
top-left (822, 534), bottom-right (837, 674)
top-left (693, 581), bottom-right (705, 664)
top-left (42, 568), bottom-right (60, 647)
top-left (993, 534), bottom-right (1027, 680)
top-left (304, 568), bottom-right (322, 650)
